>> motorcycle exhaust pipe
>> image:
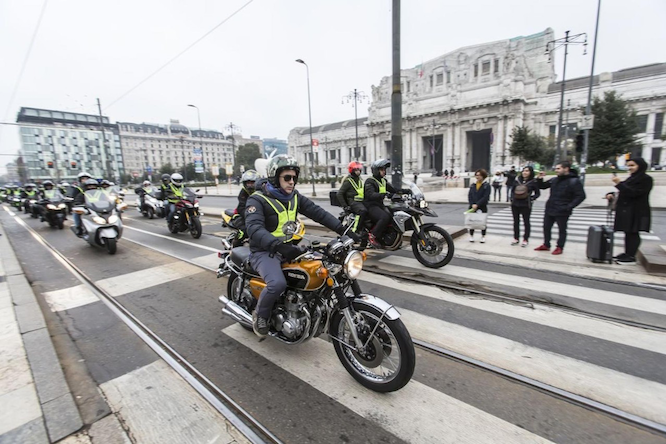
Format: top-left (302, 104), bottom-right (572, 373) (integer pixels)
top-left (218, 295), bottom-right (253, 328)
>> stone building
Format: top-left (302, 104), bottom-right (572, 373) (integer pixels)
top-left (289, 28), bottom-right (666, 174)
top-left (117, 119), bottom-right (234, 179)
top-left (16, 107), bottom-right (124, 182)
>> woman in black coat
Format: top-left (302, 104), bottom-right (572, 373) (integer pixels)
top-left (467, 168), bottom-right (491, 243)
top-left (510, 166), bottom-right (540, 247)
top-left (606, 157), bottom-right (653, 264)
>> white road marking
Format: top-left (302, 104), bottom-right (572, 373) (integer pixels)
top-left (190, 254), bottom-right (222, 271)
top-left (100, 360), bottom-right (248, 444)
top-left (400, 308), bottom-right (666, 425)
top-left (43, 284), bottom-right (100, 312)
top-left (95, 262), bottom-right (204, 297)
top-left (359, 273), bottom-right (666, 355)
top-left (123, 225), bottom-right (220, 253)
top-left (223, 324), bottom-right (553, 444)
top-left (380, 256), bottom-right (666, 316)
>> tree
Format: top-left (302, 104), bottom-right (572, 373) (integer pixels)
top-left (235, 143), bottom-right (261, 177)
top-left (179, 163), bottom-right (195, 182)
top-left (588, 90), bottom-right (641, 164)
top-left (509, 126), bottom-right (549, 163)
top-left (159, 163), bottom-right (175, 175)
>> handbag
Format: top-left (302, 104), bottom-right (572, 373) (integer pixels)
top-left (464, 210), bottom-right (487, 230)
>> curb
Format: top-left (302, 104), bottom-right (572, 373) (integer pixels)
top-left (0, 222), bottom-right (83, 442)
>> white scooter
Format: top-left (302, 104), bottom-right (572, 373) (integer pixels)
top-left (136, 192), bottom-right (163, 219)
top-left (71, 190), bottom-right (127, 254)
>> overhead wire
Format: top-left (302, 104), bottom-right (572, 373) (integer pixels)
top-left (105, 0), bottom-right (254, 110)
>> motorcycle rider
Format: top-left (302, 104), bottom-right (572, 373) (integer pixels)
top-left (363, 159), bottom-right (411, 248)
top-left (165, 173), bottom-right (185, 224)
top-left (337, 161), bottom-right (368, 234)
top-left (34, 180), bottom-right (59, 221)
top-left (229, 169), bottom-right (260, 245)
top-left (20, 183), bottom-right (38, 213)
top-left (135, 180), bottom-right (153, 211)
top-left (245, 155), bottom-right (357, 337)
top-left (158, 174), bottom-right (170, 214)
top-left (71, 172), bottom-right (93, 235)
top-left (73, 179), bottom-right (101, 236)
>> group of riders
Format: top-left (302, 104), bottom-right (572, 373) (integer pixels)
top-left (227, 154), bottom-right (410, 337)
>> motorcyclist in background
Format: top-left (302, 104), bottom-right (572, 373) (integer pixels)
top-left (337, 161), bottom-right (368, 234)
top-left (363, 159), bottom-right (411, 248)
top-left (228, 170), bottom-right (259, 245)
top-left (158, 174), bottom-right (170, 213)
top-left (20, 183), bottom-right (38, 213)
top-left (135, 180), bottom-right (153, 209)
top-left (165, 173), bottom-right (185, 224)
top-left (71, 172), bottom-right (93, 235)
top-left (34, 180), bottom-right (58, 221)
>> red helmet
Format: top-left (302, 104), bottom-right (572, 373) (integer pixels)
top-left (348, 161), bottom-right (363, 174)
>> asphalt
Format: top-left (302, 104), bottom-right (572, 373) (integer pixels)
top-left (1, 172), bottom-right (664, 442)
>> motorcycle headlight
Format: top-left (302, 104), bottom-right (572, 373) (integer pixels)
top-left (108, 215), bottom-right (119, 224)
top-left (93, 216), bottom-right (107, 224)
top-left (57, 203), bottom-right (66, 209)
top-left (46, 204), bottom-right (57, 210)
top-left (419, 200), bottom-right (428, 209)
top-left (343, 250), bottom-right (364, 280)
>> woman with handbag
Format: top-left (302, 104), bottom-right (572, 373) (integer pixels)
top-left (510, 166), bottom-right (540, 247)
top-left (468, 169), bottom-right (491, 243)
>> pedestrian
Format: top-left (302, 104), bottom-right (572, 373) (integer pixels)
top-left (492, 171), bottom-right (504, 201)
top-left (534, 160), bottom-right (586, 255)
top-left (467, 169), bottom-right (491, 243)
top-left (505, 166), bottom-right (517, 202)
top-left (510, 166), bottom-right (540, 247)
top-left (605, 157), bottom-right (653, 265)
top-left (444, 169), bottom-right (449, 178)
top-left (450, 169), bottom-right (455, 177)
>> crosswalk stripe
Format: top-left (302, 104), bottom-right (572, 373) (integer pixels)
top-left (223, 324), bottom-right (553, 443)
top-left (43, 284), bottom-right (100, 312)
top-left (95, 262), bottom-right (205, 297)
top-left (401, 308), bottom-right (666, 425)
top-left (379, 256), bottom-right (666, 316)
top-left (359, 273), bottom-right (666, 355)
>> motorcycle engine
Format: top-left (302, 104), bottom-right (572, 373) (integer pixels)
top-left (273, 291), bottom-right (308, 340)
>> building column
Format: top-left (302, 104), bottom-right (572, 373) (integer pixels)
top-left (644, 112), bottom-right (657, 163)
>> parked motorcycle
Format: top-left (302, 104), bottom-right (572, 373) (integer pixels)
top-left (38, 190), bottom-right (68, 229)
top-left (71, 190), bottom-right (127, 254)
top-left (137, 192), bottom-right (164, 219)
top-left (335, 182), bottom-right (454, 268)
top-left (167, 188), bottom-right (203, 239)
top-left (217, 225), bottom-right (416, 393)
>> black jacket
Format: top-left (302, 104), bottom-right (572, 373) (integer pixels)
top-left (245, 183), bottom-right (343, 253)
top-left (510, 177), bottom-right (540, 208)
top-left (613, 173), bottom-right (653, 232)
top-left (468, 181), bottom-right (491, 207)
top-left (236, 187), bottom-right (252, 217)
top-left (337, 175), bottom-right (364, 207)
top-left (505, 170), bottom-right (517, 187)
top-left (537, 171), bottom-right (586, 217)
top-left (364, 176), bottom-right (398, 208)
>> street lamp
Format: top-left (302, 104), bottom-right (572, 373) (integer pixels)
top-left (425, 119), bottom-right (442, 173)
top-left (546, 30), bottom-right (587, 165)
top-left (187, 104), bottom-right (208, 194)
top-left (342, 89), bottom-right (367, 161)
top-left (296, 58), bottom-right (317, 197)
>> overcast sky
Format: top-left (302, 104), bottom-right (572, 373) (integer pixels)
top-left (1, 0), bottom-right (664, 174)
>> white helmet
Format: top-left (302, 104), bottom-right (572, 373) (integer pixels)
top-left (142, 180), bottom-right (151, 187)
top-left (171, 173), bottom-right (183, 185)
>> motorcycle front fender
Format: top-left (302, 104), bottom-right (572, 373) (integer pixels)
top-left (99, 228), bottom-right (117, 239)
top-left (352, 294), bottom-right (401, 321)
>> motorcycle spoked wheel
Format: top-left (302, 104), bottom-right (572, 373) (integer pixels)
top-left (226, 274), bottom-right (255, 331)
top-left (168, 218), bottom-right (179, 233)
top-left (331, 303), bottom-right (415, 392)
top-left (411, 225), bottom-right (454, 268)
top-left (190, 216), bottom-right (202, 239)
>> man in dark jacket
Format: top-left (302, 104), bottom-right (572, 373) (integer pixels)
top-left (534, 160), bottom-right (586, 255)
top-left (337, 161), bottom-right (368, 233)
top-left (505, 166), bottom-right (517, 202)
top-left (245, 155), bottom-right (356, 337)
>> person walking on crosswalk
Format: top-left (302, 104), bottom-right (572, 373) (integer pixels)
top-left (606, 157), bottom-right (653, 265)
top-left (534, 161), bottom-right (585, 255)
top-left (510, 166), bottom-right (540, 247)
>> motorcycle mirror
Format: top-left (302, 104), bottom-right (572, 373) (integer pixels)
top-left (282, 220), bottom-right (300, 237)
top-left (72, 207), bottom-right (87, 215)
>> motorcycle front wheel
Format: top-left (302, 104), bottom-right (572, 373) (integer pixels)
top-left (331, 302), bottom-right (415, 392)
top-left (105, 238), bottom-right (117, 255)
top-left (411, 225), bottom-right (454, 268)
top-left (190, 217), bottom-right (202, 239)
top-left (57, 217), bottom-right (64, 229)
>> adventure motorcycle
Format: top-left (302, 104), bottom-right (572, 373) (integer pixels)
top-left (168, 188), bottom-right (203, 239)
top-left (137, 192), bottom-right (164, 219)
top-left (335, 181), bottom-right (454, 268)
top-left (71, 190), bottom-right (127, 254)
top-left (38, 190), bottom-right (68, 229)
top-left (216, 225), bottom-right (416, 393)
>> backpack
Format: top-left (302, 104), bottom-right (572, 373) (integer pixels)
top-left (513, 180), bottom-right (532, 200)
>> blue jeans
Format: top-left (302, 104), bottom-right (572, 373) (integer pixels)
top-left (167, 203), bottom-right (177, 222)
top-left (73, 212), bottom-right (81, 228)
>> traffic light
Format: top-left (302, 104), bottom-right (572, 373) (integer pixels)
top-left (70, 161), bottom-right (77, 169)
top-left (47, 161), bottom-right (54, 168)
top-left (575, 132), bottom-right (584, 153)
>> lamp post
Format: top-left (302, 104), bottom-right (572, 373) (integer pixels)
top-left (546, 30), bottom-right (587, 166)
top-left (296, 58), bottom-right (317, 196)
top-left (342, 89), bottom-right (367, 161)
top-left (187, 104), bottom-right (207, 194)
top-left (425, 119), bottom-right (442, 173)
top-left (581, 0), bottom-right (602, 186)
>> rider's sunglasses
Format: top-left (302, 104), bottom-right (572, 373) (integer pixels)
top-left (280, 174), bottom-right (298, 183)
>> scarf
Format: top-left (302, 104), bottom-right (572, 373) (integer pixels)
top-left (266, 182), bottom-right (295, 201)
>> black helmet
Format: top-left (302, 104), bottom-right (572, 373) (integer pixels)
top-left (371, 159), bottom-right (391, 176)
top-left (161, 174), bottom-right (170, 183)
top-left (84, 178), bottom-right (99, 190)
top-left (267, 155), bottom-right (299, 185)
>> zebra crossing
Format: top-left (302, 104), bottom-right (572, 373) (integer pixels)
top-left (486, 207), bottom-right (661, 243)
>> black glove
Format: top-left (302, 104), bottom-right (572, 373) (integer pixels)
top-left (276, 244), bottom-right (302, 261)
top-left (344, 206), bottom-right (351, 213)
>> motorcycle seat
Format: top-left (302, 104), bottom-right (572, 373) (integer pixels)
top-left (229, 246), bottom-right (258, 275)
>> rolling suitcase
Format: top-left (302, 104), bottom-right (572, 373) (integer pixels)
top-left (586, 225), bottom-right (613, 263)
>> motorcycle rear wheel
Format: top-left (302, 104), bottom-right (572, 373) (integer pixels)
top-left (331, 302), bottom-right (415, 392)
top-left (226, 274), bottom-right (254, 331)
top-left (190, 217), bottom-right (202, 239)
top-left (411, 225), bottom-right (454, 268)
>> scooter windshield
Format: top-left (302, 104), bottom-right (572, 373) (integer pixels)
top-left (84, 190), bottom-right (113, 213)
